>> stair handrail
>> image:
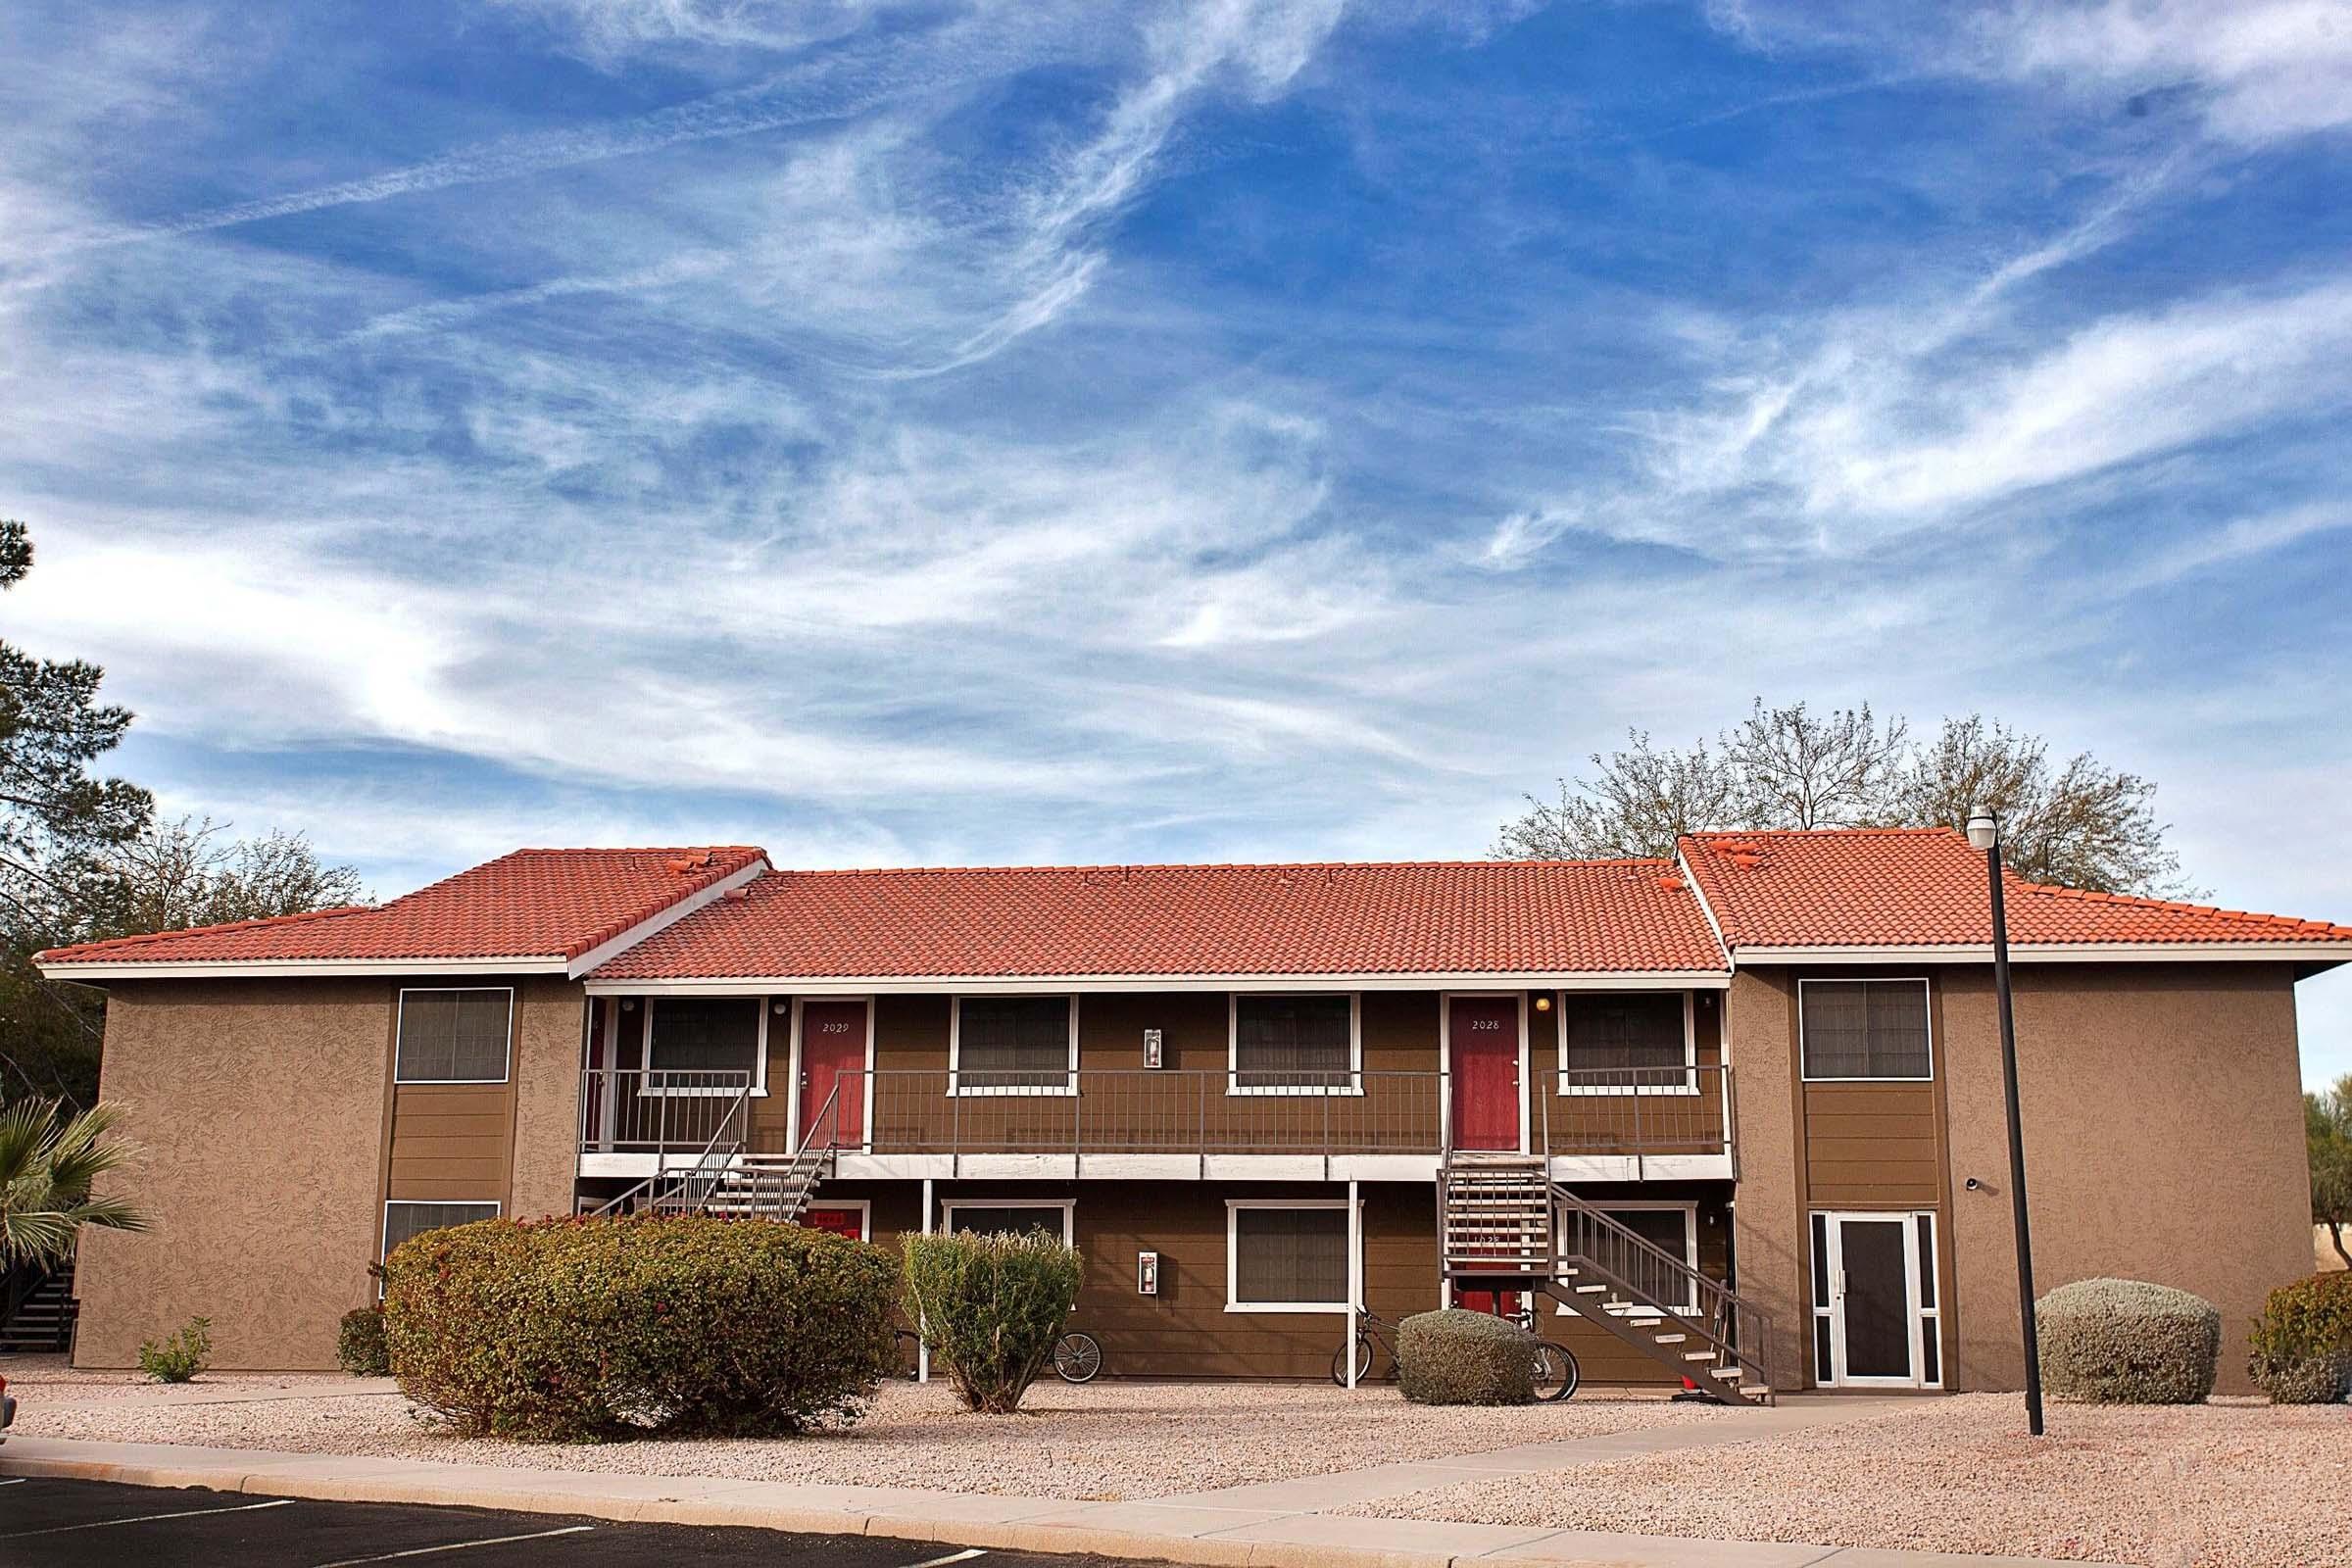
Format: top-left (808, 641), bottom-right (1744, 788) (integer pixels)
top-left (759, 1084), bottom-right (843, 1222)
top-left (590, 1077), bottom-right (753, 1217)
top-left (1548, 1179), bottom-right (1776, 1393)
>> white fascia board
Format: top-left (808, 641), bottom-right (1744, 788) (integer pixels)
top-left (1733, 942), bottom-right (2352, 964)
top-left (38, 955), bottom-right (568, 980)
top-left (582, 968), bottom-right (1733, 996)
top-left (1675, 847), bottom-right (1734, 968)
top-left (564, 859), bottom-right (766, 977)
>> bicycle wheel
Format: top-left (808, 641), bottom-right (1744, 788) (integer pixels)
top-left (1054, 1331), bottom-right (1103, 1383)
top-left (1532, 1341), bottom-right (1579, 1401)
top-left (1331, 1335), bottom-right (1375, 1387)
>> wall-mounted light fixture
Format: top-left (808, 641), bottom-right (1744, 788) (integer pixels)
top-left (1532, 995), bottom-right (1552, 1014)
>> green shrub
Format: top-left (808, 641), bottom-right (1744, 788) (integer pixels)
top-left (2037, 1278), bottom-right (2219, 1404)
top-left (338, 1304), bottom-right (390, 1377)
top-left (2248, 1272), bottom-right (2352, 1404)
top-left (137, 1316), bottom-right (212, 1383)
top-left (1397, 1308), bottom-right (1536, 1405)
top-left (903, 1227), bottom-right (1082, 1413)
top-left (380, 1213), bottom-right (898, 1442)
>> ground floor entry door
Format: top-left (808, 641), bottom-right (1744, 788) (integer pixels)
top-left (1447, 995), bottom-right (1521, 1152)
top-left (1813, 1210), bottom-right (1941, 1389)
top-left (798, 1000), bottom-right (868, 1149)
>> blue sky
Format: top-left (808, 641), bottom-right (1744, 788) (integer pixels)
top-left (4, 1), bottom-right (2350, 1086)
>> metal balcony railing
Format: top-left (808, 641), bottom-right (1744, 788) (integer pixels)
top-left (579, 1068), bottom-right (755, 1158)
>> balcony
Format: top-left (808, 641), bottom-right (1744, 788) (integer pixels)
top-left (580, 1065), bottom-right (1733, 1182)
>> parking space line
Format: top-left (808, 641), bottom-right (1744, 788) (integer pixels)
top-left (903, 1550), bottom-right (988, 1568)
top-left (311, 1523), bottom-right (595, 1565)
top-left (1, 1496), bottom-right (297, 1538)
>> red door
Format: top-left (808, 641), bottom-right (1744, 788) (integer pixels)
top-left (1448, 996), bottom-right (1520, 1152)
top-left (801, 1205), bottom-right (866, 1241)
top-left (798, 1000), bottom-right (867, 1148)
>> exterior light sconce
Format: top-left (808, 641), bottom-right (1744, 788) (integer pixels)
top-left (1142, 1028), bottom-right (1164, 1068)
top-left (1138, 1251), bottom-right (1160, 1295)
top-left (771, 1001), bottom-right (790, 1015)
top-left (1532, 995), bottom-right (1551, 1013)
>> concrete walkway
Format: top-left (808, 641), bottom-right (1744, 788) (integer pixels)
top-left (0, 1407), bottom-right (2128, 1568)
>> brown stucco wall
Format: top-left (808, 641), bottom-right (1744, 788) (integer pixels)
top-left (74, 978), bottom-right (395, 1370)
top-left (1725, 968), bottom-right (1806, 1387)
top-left (1940, 963), bottom-right (2310, 1396)
top-left (509, 977), bottom-right (588, 1220)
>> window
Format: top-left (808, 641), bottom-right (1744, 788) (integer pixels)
top-left (1226, 1200), bottom-right (1352, 1312)
top-left (952, 997), bottom-right (1075, 1093)
top-left (1800, 979), bottom-right (1932, 1080)
top-left (394, 989), bottom-right (512, 1083)
top-left (1230, 994), bottom-right (1357, 1094)
top-left (1560, 1203), bottom-right (1698, 1314)
top-left (643, 997), bottom-right (764, 1091)
top-left (1558, 992), bottom-right (1690, 1092)
top-left (941, 1201), bottom-right (1072, 1244)
top-left (381, 1200), bottom-right (500, 1260)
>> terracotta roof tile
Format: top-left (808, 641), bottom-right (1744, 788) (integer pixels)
top-left (1679, 828), bottom-right (2352, 950)
top-left (592, 859), bottom-right (1729, 980)
top-left (38, 847), bottom-right (765, 966)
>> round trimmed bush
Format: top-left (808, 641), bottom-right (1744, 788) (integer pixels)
top-left (380, 1213), bottom-right (898, 1441)
top-left (1397, 1308), bottom-right (1537, 1405)
top-left (903, 1228), bottom-right (1082, 1414)
top-left (2248, 1271), bottom-right (2352, 1404)
top-left (2036, 1278), bottom-right (2219, 1404)
top-left (337, 1303), bottom-right (390, 1377)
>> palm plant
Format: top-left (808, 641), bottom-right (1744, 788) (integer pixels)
top-left (0, 1097), bottom-right (145, 1265)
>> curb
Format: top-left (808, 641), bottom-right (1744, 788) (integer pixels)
top-left (0, 1449), bottom-right (1480, 1568)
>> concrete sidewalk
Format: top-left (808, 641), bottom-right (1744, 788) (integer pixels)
top-left (0, 1424), bottom-right (2125, 1568)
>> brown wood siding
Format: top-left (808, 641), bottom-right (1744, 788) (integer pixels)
top-left (1533, 990), bottom-right (1728, 1155)
top-left (386, 984), bottom-right (521, 1206)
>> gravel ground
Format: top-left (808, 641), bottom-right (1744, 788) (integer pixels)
top-left (3, 1358), bottom-right (1715, 1501)
top-left (1349, 1393), bottom-right (2351, 1568)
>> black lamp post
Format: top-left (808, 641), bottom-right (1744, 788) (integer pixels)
top-left (1967, 809), bottom-right (2045, 1437)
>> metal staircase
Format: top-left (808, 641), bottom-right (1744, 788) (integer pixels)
top-left (0, 1255), bottom-right (76, 1354)
top-left (1440, 1152), bottom-right (1776, 1405)
top-left (595, 1086), bottom-right (841, 1225)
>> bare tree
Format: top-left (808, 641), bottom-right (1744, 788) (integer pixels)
top-left (1721, 700), bottom-right (1908, 830)
top-left (1900, 715), bottom-right (2192, 897)
top-left (1493, 731), bottom-right (1736, 860)
top-left (1495, 699), bottom-right (2191, 898)
top-left (90, 816), bottom-right (368, 936)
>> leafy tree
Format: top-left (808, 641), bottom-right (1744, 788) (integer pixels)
top-left (0, 1096), bottom-right (144, 1265)
top-left (1494, 698), bottom-right (2190, 897)
top-left (2311, 1076), bottom-right (2352, 1271)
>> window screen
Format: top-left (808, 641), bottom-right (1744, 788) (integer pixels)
top-left (394, 990), bottom-right (511, 1082)
top-left (382, 1200), bottom-right (499, 1259)
top-left (946, 1205), bottom-right (1066, 1241)
top-left (1602, 1207), bottom-right (1694, 1308)
top-left (1560, 993), bottom-right (1687, 1085)
top-left (1232, 1206), bottom-right (1348, 1306)
top-left (1800, 981), bottom-right (1932, 1079)
top-left (956, 998), bottom-right (1072, 1089)
top-left (647, 998), bottom-right (761, 1077)
top-left (1232, 996), bottom-right (1353, 1090)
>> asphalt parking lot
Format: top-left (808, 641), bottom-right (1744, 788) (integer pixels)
top-left (0, 1477), bottom-right (1152, 1567)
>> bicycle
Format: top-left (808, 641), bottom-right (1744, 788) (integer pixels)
top-left (1332, 1305), bottom-right (1579, 1400)
top-left (1052, 1329), bottom-right (1103, 1383)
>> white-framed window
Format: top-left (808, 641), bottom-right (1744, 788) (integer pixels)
top-left (1226, 1199), bottom-right (1355, 1312)
top-left (950, 996), bottom-right (1078, 1095)
top-left (1556, 1200), bottom-right (1700, 1315)
top-left (1228, 993), bottom-right (1361, 1096)
top-left (381, 1199), bottom-right (501, 1260)
top-left (640, 996), bottom-right (768, 1095)
top-left (1556, 991), bottom-right (1695, 1095)
top-left (940, 1200), bottom-right (1074, 1245)
top-left (393, 988), bottom-right (513, 1084)
top-left (1798, 978), bottom-right (1933, 1082)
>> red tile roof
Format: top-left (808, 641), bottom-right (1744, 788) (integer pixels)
top-left (1680, 828), bottom-right (2352, 951)
top-left (37, 848), bottom-right (765, 968)
top-left (591, 859), bottom-right (1729, 979)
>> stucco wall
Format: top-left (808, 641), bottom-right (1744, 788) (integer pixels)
top-left (1725, 967), bottom-right (1806, 1387)
top-left (74, 978), bottom-right (394, 1370)
top-left (1940, 962), bottom-right (2309, 1396)
top-left (509, 976), bottom-right (587, 1220)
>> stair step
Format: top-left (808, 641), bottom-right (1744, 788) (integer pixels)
top-left (1574, 1285), bottom-right (1606, 1295)
top-left (1652, 1333), bottom-right (1685, 1345)
top-left (1709, 1367), bottom-right (1740, 1381)
top-left (1681, 1350), bottom-right (1713, 1361)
